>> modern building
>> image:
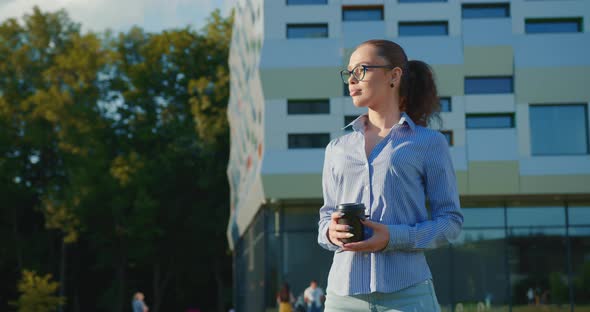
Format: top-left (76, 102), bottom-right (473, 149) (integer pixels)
top-left (226, 0), bottom-right (590, 311)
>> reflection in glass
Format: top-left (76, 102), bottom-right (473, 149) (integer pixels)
top-left (508, 206), bottom-right (565, 227)
top-left (525, 18), bottom-right (582, 34)
top-left (286, 24), bottom-right (328, 39)
top-left (529, 104), bottom-right (588, 155)
top-left (465, 77), bottom-right (513, 94)
top-left (462, 3), bottom-right (510, 19)
top-left (342, 7), bottom-right (383, 21)
top-left (288, 133), bottom-right (330, 149)
top-left (398, 22), bottom-right (448, 36)
top-left (569, 230), bottom-right (590, 308)
top-left (451, 229), bottom-right (508, 310)
top-left (570, 206), bottom-right (590, 226)
top-left (287, 0), bottom-right (328, 5)
top-left (440, 97), bottom-right (451, 112)
top-left (508, 229), bottom-right (568, 308)
top-left (462, 207), bottom-right (504, 228)
top-left (287, 99), bottom-right (330, 115)
top-left (466, 114), bottom-right (514, 129)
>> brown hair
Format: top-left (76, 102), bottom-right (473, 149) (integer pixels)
top-left (278, 283), bottom-right (291, 302)
top-left (358, 39), bottom-right (440, 127)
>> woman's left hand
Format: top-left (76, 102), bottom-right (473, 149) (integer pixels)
top-left (341, 219), bottom-right (390, 253)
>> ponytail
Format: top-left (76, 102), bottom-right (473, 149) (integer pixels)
top-left (358, 40), bottom-right (441, 127)
top-left (400, 60), bottom-right (440, 127)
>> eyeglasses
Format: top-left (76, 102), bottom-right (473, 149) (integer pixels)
top-left (340, 64), bottom-right (395, 84)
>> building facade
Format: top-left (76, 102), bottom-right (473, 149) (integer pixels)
top-left (226, 0), bottom-right (590, 311)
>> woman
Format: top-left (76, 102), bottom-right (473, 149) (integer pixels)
top-left (317, 39), bottom-right (463, 311)
top-left (276, 282), bottom-right (296, 312)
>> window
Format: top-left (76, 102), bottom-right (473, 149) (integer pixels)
top-left (525, 18), bottom-right (583, 34)
top-left (440, 97), bottom-right (452, 112)
top-left (465, 77), bottom-right (513, 94)
top-left (529, 104), bottom-right (588, 155)
top-left (344, 115), bottom-right (357, 131)
top-left (466, 114), bottom-right (514, 129)
top-left (287, 0), bottom-right (327, 4)
top-left (287, 99), bottom-right (330, 114)
top-left (342, 6), bottom-right (384, 21)
top-left (399, 21), bottom-right (448, 36)
top-left (441, 130), bottom-right (453, 146)
top-left (462, 3), bottom-right (510, 19)
top-left (288, 133), bottom-right (330, 148)
top-left (399, 0), bottom-right (446, 3)
top-left (287, 24), bottom-right (328, 39)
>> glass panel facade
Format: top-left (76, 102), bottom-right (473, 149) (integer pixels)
top-left (235, 202), bottom-right (590, 311)
top-left (287, 99), bottom-right (330, 115)
top-left (462, 3), bottom-right (510, 19)
top-left (342, 6), bottom-right (383, 21)
top-left (399, 21), bottom-right (448, 36)
top-left (288, 133), bottom-right (330, 149)
top-left (462, 207), bottom-right (505, 227)
top-left (235, 212), bottom-right (266, 312)
top-left (287, 24), bottom-right (328, 39)
top-left (465, 77), bottom-right (513, 94)
top-left (526, 18), bottom-right (583, 34)
top-left (529, 104), bottom-right (589, 155)
top-left (570, 230), bottom-right (590, 309)
top-left (466, 114), bottom-right (514, 129)
top-left (452, 229), bottom-right (509, 310)
top-left (570, 205), bottom-right (590, 226)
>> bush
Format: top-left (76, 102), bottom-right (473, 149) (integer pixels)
top-left (10, 270), bottom-right (66, 312)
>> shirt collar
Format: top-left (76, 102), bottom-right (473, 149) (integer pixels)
top-left (343, 112), bottom-right (416, 133)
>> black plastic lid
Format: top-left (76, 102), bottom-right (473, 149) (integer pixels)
top-left (336, 203), bottom-right (365, 214)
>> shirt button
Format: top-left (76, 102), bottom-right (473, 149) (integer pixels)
top-left (364, 186), bottom-right (369, 191)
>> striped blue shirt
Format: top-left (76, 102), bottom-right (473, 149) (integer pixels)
top-left (317, 112), bottom-right (463, 296)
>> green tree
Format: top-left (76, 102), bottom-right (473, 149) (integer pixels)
top-left (11, 270), bottom-right (65, 312)
top-left (0, 7), bottom-right (233, 312)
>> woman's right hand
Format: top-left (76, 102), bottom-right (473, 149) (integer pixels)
top-left (327, 211), bottom-right (354, 247)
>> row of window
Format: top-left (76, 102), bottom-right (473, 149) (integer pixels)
top-left (350, 77), bottom-right (513, 97)
top-left (287, 97), bottom-right (451, 115)
top-left (340, 4), bottom-right (512, 21)
top-left (287, 0), bottom-right (537, 5)
top-left (286, 104), bottom-right (590, 156)
top-left (290, 77), bottom-right (512, 115)
top-left (287, 17), bottom-right (583, 38)
top-left (287, 0), bottom-right (451, 4)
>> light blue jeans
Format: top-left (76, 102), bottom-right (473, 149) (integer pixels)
top-left (324, 279), bottom-right (441, 312)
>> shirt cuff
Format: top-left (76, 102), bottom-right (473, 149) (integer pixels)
top-left (384, 224), bottom-right (415, 252)
top-left (318, 222), bottom-right (340, 252)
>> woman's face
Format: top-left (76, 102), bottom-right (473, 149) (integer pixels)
top-left (347, 44), bottom-right (394, 109)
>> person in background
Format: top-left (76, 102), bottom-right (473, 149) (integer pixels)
top-left (132, 292), bottom-right (148, 312)
top-left (277, 282), bottom-right (296, 312)
top-left (303, 280), bottom-right (325, 312)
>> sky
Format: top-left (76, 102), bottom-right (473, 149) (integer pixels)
top-left (0, 0), bottom-right (235, 33)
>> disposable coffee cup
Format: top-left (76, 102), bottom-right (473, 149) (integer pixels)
top-left (336, 203), bottom-right (365, 243)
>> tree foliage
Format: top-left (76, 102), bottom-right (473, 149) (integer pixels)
top-left (10, 270), bottom-right (65, 312)
top-left (0, 6), bottom-right (233, 312)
